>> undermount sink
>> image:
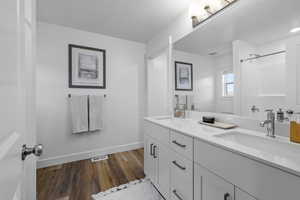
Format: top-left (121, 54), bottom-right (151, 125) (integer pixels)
top-left (214, 131), bottom-right (300, 159)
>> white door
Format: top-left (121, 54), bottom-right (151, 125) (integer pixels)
top-left (0, 0), bottom-right (39, 200)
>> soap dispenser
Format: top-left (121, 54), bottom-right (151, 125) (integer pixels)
top-left (276, 108), bottom-right (284, 122)
top-left (290, 113), bottom-right (300, 143)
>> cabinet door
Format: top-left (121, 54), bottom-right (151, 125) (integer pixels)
top-left (157, 143), bottom-right (170, 200)
top-left (235, 188), bottom-right (257, 200)
top-left (144, 135), bottom-right (151, 177)
top-left (196, 164), bottom-right (234, 200)
top-left (194, 164), bottom-right (202, 200)
top-left (144, 136), bottom-right (158, 185)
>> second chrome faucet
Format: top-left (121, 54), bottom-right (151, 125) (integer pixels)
top-left (260, 109), bottom-right (276, 138)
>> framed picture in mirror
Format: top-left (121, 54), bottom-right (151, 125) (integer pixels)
top-left (69, 44), bottom-right (106, 89)
top-left (175, 61), bottom-right (193, 91)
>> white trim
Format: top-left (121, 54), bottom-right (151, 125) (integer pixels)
top-left (37, 142), bottom-right (143, 168)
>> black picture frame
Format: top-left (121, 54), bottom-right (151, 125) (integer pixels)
top-left (175, 61), bottom-right (193, 91)
top-left (69, 44), bottom-right (106, 89)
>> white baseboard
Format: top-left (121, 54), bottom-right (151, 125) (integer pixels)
top-left (37, 142), bottom-right (144, 169)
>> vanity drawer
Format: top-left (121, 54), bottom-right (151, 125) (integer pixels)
top-left (144, 121), bottom-right (170, 145)
top-left (170, 151), bottom-right (193, 200)
top-left (170, 130), bottom-right (193, 160)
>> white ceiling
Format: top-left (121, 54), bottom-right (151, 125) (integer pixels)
top-left (174, 0), bottom-right (300, 55)
top-left (37, 0), bottom-right (191, 43)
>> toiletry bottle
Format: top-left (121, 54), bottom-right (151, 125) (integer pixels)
top-left (290, 113), bottom-right (300, 143)
top-left (277, 108), bottom-right (284, 122)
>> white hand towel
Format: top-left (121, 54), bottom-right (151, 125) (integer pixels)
top-left (89, 95), bottom-right (104, 131)
top-left (69, 95), bottom-right (88, 134)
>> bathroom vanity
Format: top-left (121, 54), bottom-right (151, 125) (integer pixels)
top-left (144, 116), bottom-right (300, 200)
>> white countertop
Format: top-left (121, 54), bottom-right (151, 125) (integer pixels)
top-left (145, 116), bottom-right (300, 177)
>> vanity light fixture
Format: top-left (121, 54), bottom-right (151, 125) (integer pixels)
top-left (190, 0), bottom-right (238, 28)
top-left (290, 27), bottom-right (300, 33)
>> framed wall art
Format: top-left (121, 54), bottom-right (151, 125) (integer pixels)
top-left (69, 44), bottom-right (106, 89)
top-left (175, 61), bottom-right (193, 91)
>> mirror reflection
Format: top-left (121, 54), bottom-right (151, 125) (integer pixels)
top-left (172, 2), bottom-right (300, 122)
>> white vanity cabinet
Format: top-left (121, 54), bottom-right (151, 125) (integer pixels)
top-left (145, 120), bottom-right (300, 200)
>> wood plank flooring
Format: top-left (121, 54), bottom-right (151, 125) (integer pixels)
top-left (37, 148), bottom-right (145, 200)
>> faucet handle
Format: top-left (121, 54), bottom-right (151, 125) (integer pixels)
top-left (265, 109), bottom-right (275, 119)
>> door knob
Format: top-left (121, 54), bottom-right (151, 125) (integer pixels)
top-left (22, 144), bottom-right (43, 161)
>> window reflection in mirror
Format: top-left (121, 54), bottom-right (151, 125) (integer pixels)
top-left (222, 72), bottom-right (234, 97)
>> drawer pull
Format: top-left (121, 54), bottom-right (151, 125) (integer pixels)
top-left (153, 145), bottom-right (157, 158)
top-left (172, 160), bottom-right (186, 170)
top-left (224, 193), bottom-right (231, 200)
top-left (150, 143), bottom-right (154, 156)
top-left (173, 190), bottom-right (184, 200)
top-left (172, 140), bottom-right (186, 148)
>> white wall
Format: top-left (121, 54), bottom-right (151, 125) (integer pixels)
top-left (214, 53), bottom-right (234, 114)
top-left (37, 23), bottom-right (146, 167)
top-left (173, 50), bottom-right (215, 112)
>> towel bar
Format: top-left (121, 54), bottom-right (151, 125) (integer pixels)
top-left (68, 94), bottom-right (107, 98)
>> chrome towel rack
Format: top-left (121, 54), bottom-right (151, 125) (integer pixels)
top-left (68, 94), bottom-right (107, 98)
top-left (240, 50), bottom-right (286, 63)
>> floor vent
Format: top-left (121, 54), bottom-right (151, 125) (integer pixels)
top-left (91, 155), bottom-right (108, 162)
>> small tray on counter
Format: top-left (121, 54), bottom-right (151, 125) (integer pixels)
top-left (198, 121), bottom-right (237, 129)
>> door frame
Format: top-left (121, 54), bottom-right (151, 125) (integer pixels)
top-left (19, 0), bottom-right (37, 199)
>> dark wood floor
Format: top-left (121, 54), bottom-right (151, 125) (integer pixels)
top-left (37, 148), bottom-right (145, 200)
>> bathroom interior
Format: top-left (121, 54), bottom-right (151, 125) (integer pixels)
top-left (2, 0), bottom-right (300, 200)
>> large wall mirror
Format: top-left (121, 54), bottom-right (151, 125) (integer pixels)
top-left (172, 0), bottom-right (300, 121)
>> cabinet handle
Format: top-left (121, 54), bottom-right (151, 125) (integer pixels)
top-left (173, 190), bottom-right (184, 200)
top-left (172, 140), bottom-right (186, 148)
top-left (172, 160), bottom-right (186, 170)
top-left (224, 193), bottom-right (231, 200)
top-left (150, 143), bottom-right (154, 156)
top-left (153, 145), bottom-right (157, 158)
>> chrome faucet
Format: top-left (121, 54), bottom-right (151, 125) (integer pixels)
top-left (260, 109), bottom-right (275, 138)
top-left (251, 105), bottom-right (260, 113)
top-left (174, 95), bottom-right (187, 118)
